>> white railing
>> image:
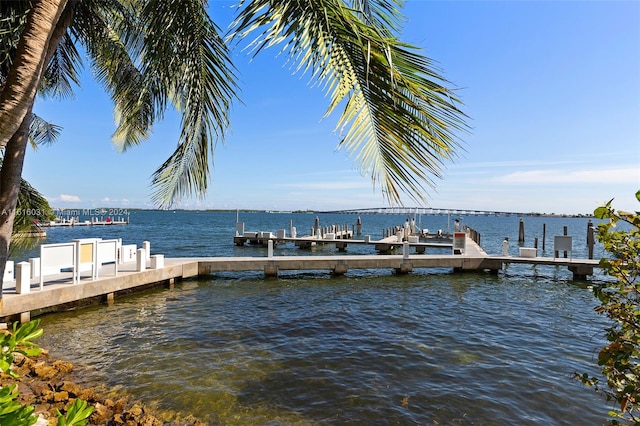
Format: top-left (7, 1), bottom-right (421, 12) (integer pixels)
top-left (10, 239), bottom-right (157, 294)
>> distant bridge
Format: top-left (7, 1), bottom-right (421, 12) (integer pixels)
top-left (318, 207), bottom-right (573, 217)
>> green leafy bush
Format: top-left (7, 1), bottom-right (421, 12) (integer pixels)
top-left (577, 190), bottom-right (640, 424)
top-left (0, 385), bottom-right (37, 426)
top-left (57, 399), bottom-right (94, 426)
top-left (0, 319), bottom-right (93, 425)
top-left (0, 320), bottom-right (43, 377)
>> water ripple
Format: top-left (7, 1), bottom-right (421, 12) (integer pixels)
top-left (38, 272), bottom-right (611, 425)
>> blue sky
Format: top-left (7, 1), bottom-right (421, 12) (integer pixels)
top-left (26, 0), bottom-right (640, 214)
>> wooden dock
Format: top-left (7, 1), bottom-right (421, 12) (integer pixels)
top-left (233, 232), bottom-right (454, 253)
top-left (41, 219), bottom-right (128, 227)
top-left (0, 236), bottom-right (601, 323)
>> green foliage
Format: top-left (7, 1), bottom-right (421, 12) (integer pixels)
top-left (577, 190), bottom-right (640, 424)
top-left (0, 320), bottom-right (43, 378)
top-left (0, 320), bottom-right (93, 426)
top-left (10, 177), bottom-right (57, 254)
top-left (0, 321), bottom-right (42, 425)
top-left (0, 385), bottom-right (37, 426)
top-left (57, 399), bottom-right (94, 426)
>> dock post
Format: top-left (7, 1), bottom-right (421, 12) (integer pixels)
top-left (151, 254), bottom-right (164, 269)
top-left (569, 264), bottom-right (593, 280)
top-left (29, 258), bottom-right (40, 279)
top-left (16, 262), bottom-right (31, 294)
top-left (542, 224), bottom-right (546, 251)
top-left (518, 219), bottom-right (525, 243)
top-left (333, 261), bottom-right (348, 276)
top-left (403, 242), bottom-right (409, 259)
top-left (336, 241), bottom-right (348, 252)
top-left (395, 261), bottom-right (413, 275)
top-left (143, 241), bottom-right (151, 260)
top-left (136, 248), bottom-right (146, 272)
top-left (563, 226), bottom-right (568, 258)
top-left (587, 220), bottom-right (595, 259)
top-left (268, 240), bottom-right (274, 258)
top-left (264, 261), bottom-right (278, 278)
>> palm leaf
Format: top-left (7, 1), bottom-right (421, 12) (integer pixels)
top-left (73, 0), bottom-right (239, 208)
top-left (71, 0), bottom-right (156, 147)
top-left (28, 113), bottom-right (61, 149)
top-left (10, 178), bottom-right (54, 254)
top-left (39, 31), bottom-right (82, 100)
top-left (0, 0), bottom-right (30, 84)
top-left (230, 0), bottom-right (468, 205)
top-left (141, 0), bottom-right (239, 207)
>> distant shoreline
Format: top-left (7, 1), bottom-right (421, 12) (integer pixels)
top-left (49, 207), bottom-right (596, 219)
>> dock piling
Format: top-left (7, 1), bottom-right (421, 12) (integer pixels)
top-left (16, 262), bottom-right (30, 294)
top-left (587, 220), bottom-right (595, 259)
top-left (136, 249), bottom-right (146, 272)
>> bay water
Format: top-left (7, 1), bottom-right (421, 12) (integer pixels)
top-left (15, 211), bottom-right (615, 424)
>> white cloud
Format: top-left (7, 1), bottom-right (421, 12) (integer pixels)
top-left (452, 159), bottom-right (584, 170)
top-left (494, 167), bottom-right (638, 184)
top-left (101, 197), bottom-right (111, 202)
top-left (59, 194), bottom-right (81, 202)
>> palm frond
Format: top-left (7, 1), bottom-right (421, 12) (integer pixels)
top-left (73, 0), bottom-right (238, 208)
top-left (141, 0), bottom-right (239, 207)
top-left (71, 0), bottom-right (157, 147)
top-left (0, 0), bottom-right (30, 86)
top-left (230, 0), bottom-right (469, 206)
top-left (39, 31), bottom-right (82, 99)
top-left (28, 113), bottom-right (62, 149)
top-left (10, 178), bottom-right (54, 254)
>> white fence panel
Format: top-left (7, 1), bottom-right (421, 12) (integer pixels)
top-left (74, 238), bottom-right (100, 280)
top-left (119, 244), bottom-right (137, 263)
top-left (40, 242), bottom-right (76, 288)
top-left (97, 239), bottom-right (120, 278)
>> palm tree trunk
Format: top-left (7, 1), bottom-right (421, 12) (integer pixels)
top-left (0, 0), bottom-right (68, 151)
top-left (0, 111), bottom-right (33, 297)
top-left (0, 2), bottom-right (73, 297)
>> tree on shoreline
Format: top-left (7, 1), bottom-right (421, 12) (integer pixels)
top-left (576, 190), bottom-right (640, 424)
top-left (0, 0), bottom-right (468, 295)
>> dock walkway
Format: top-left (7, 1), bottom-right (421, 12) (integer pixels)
top-left (234, 233), bottom-right (453, 253)
top-left (0, 236), bottom-right (601, 322)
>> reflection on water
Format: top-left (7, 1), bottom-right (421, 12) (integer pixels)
top-left (39, 271), bottom-right (612, 425)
